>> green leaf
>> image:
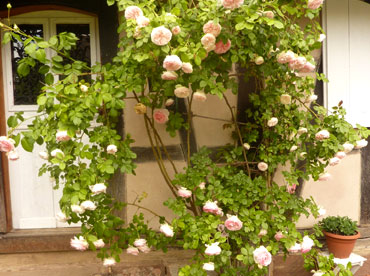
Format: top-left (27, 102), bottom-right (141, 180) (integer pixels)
top-left (37, 41), bottom-right (49, 48)
top-left (35, 49), bottom-right (46, 63)
top-left (21, 137), bottom-right (34, 152)
top-left (17, 63), bottom-right (30, 77)
top-left (37, 95), bottom-right (47, 105)
top-left (7, 116), bottom-right (17, 128)
top-left (52, 55), bottom-right (63, 62)
top-left (49, 36), bottom-right (58, 47)
top-left (39, 65), bottom-right (50, 75)
top-left (45, 73), bottom-right (54, 85)
top-left (107, 0), bottom-right (115, 6)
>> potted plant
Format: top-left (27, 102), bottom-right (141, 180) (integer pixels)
top-left (319, 216), bottom-right (360, 259)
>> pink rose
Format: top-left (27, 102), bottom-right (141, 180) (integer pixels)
top-left (288, 242), bottom-right (302, 253)
top-left (70, 236), bottom-right (89, 251)
top-left (137, 244), bottom-right (151, 253)
top-left (71, 204), bottom-right (85, 214)
top-left (127, 246), bottom-right (140, 256)
top-left (134, 239), bottom-right (147, 247)
top-left (257, 162), bottom-right (268, 172)
top-left (267, 117), bottom-right (278, 127)
top-left (136, 15), bottom-right (150, 28)
top-left (178, 187), bottom-right (192, 198)
top-left (287, 184), bottom-right (297, 194)
top-left (171, 26), bottom-right (181, 35)
top-left (181, 62), bottom-right (193, 74)
top-left (199, 182), bottom-right (206, 190)
top-left (300, 61), bottom-right (316, 73)
top-left (203, 201), bottom-right (222, 215)
top-left (307, 0), bottom-right (324, 10)
top-left (280, 94), bottom-right (291, 105)
top-left (160, 223), bottom-right (174, 237)
top-left (153, 109), bottom-right (169, 124)
top-left (151, 26), bottom-right (172, 46)
top-left (193, 91), bottom-right (207, 102)
top-left (274, 231), bottom-right (285, 241)
top-left (56, 211), bottom-right (70, 223)
top-left (355, 139), bottom-right (368, 149)
top-left (343, 143), bottom-right (354, 153)
top-left (8, 150), bottom-right (19, 161)
top-left (318, 172), bottom-right (331, 181)
top-left (201, 33), bottom-right (216, 48)
top-left (263, 11), bottom-right (274, 19)
top-left (163, 55), bottom-right (182, 71)
top-left (277, 52), bottom-right (288, 64)
top-left (56, 130), bottom-right (71, 142)
top-left (81, 200), bottom-right (96, 211)
top-left (205, 242), bottom-right (221, 256)
top-left (225, 215), bottom-right (243, 231)
top-left (107, 144), bottom-right (117, 154)
top-left (204, 43), bottom-right (216, 53)
top-left (39, 151), bottom-right (49, 160)
top-left (329, 157), bottom-right (340, 166)
top-left (103, 257), bottom-right (116, 267)
top-left (174, 86), bottom-right (190, 98)
top-left (301, 236), bottom-right (314, 253)
top-left (93, 239), bottom-right (105, 249)
top-left (258, 229), bottom-right (268, 237)
top-left (253, 246), bottom-right (272, 267)
top-left (203, 21), bottom-right (222, 37)
top-left (203, 262), bottom-right (215, 271)
top-left (80, 84), bottom-right (88, 92)
top-left (315, 130), bottom-right (330, 141)
top-left (90, 183), bottom-right (107, 195)
top-left (214, 39), bottom-right (231, 54)
top-left (289, 56), bottom-right (307, 70)
top-left (335, 151), bottom-right (346, 159)
top-left (161, 71), bottom-right (178, 80)
top-left (221, 0), bottom-right (244, 9)
top-left (124, 6), bottom-right (143, 20)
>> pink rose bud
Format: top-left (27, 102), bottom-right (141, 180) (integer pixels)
top-left (161, 71), bottom-right (178, 80)
top-left (127, 246), bottom-right (140, 256)
top-left (103, 257), bottom-right (116, 267)
top-left (124, 6), bottom-right (143, 20)
top-left (214, 39), bottom-right (231, 54)
top-left (255, 56), bottom-right (264, 65)
top-left (171, 26), bottom-right (181, 35)
top-left (225, 215), bottom-right (243, 231)
top-left (153, 109), bottom-right (170, 124)
top-left (335, 151), bottom-right (346, 159)
top-left (80, 200), bottom-right (96, 211)
top-left (307, 0), bottom-right (324, 10)
top-left (160, 223), bottom-right (174, 237)
top-left (243, 143), bottom-right (250, 150)
top-left (203, 200), bottom-right (222, 215)
top-left (274, 231), bottom-right (285, 241)
top-left (136, 15), bottom-right (150, 28)
top-left (355, 139), bottom-right (368, 149)
top-left (39, 151), bottom-right (49, 160)
top-left (315, 130), bottom-right (330, 141)
top-left (165, 98), bottom-right (175, 106)
top-left (263, 11), bottom-right (275, 18)
top-left (221, 0), bottom-right (244, 10)
top-left (329, 157), bottom-right (340, 166)
top-left (205, 242), bottom-right (221, 256)
top-left (257, 162), bottom-right (268, 172)
top-left (107, 144), bottom-right (117, 154)
top-left (70, 236), bottom-right (89, 251)
top-left (56, 211), bottom-right (70, 223)
top-left (290, 145), bottom-right (298, 152)
top-left (193, 91), bottom-right (207, 102)
top-left (258, 229), bottom-right (268, 237)
top-left (174, 86), bottom-right (190, 98)
top-left (253, 246), bottom-right (272, 267)
top-left (51, 149), bottom-right (64, 158)
top-left (301, 236), bottom-right (314, 253)
top-left (201, 33), bottom-right (216, 48)
top-left (8, 150), bottom-right (19, 161)
top-left (343, 143), bottom-right (354, 153)
top-left (181, 62), bottom-right (193, 74)
top-left (203, 20), bottom-right (222, 37)
top-left (80, 84), bottom-right (88, 92)
top-left (71, 204), bottom-right (85, 214)
top-left (280, 94), bottom-right (292, 105)
top-left (134, 238), bottom-right (147, 247)
top-left (93, 239), bottom-right (105, 249)
top-left (151, 26), bottom-right (172, 46)
top-left (287, 184), bottom-right (297, 194)
top-left (318, 172), bottom-right (331, 181)
top-left (202, 262), bottom-right (215, 271)
top-left (267, 117), bottom-right (278, 127)
top-left (90, 183), bottom-right (107, 195)
top-left (288, 242), bottom-right (302, 253)
top-left (163, 55), bottom-right (182, 71)
top-left (178, 187), bottom-right (192, 198)
top-left (56, 130), bottom-right (71, 142)
top-left (199, 182), bottom-right (206, 190)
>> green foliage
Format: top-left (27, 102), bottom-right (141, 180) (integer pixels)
top-left (319, 216), bottom-right (358, 236)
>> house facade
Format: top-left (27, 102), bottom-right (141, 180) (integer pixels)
top-left (0, 0), bottom-right (370, 274)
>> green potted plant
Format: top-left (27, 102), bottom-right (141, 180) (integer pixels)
top-left (319, 216), bottom-right (360, 259)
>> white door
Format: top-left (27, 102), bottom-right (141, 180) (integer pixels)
top-left (325, 0), bottom-right (370, 127)
top-left (2, 10), bottom-right (100, 229)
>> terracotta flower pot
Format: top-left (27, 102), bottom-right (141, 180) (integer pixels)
top-left (323, 230), bottom-right (360, 259)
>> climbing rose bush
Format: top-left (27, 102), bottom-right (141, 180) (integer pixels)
top-left (1, 0), bottom-right (369, 275)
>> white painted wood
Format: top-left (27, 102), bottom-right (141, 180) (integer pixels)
top-left (325, 0), bottom-right (370, 126)
top-left (2, 11), bottom-right (99, 229)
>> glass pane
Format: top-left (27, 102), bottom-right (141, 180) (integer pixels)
top-left (56, 24), bottom-right (91, 65)
top-left (11, 24), bottom-right (45, 105)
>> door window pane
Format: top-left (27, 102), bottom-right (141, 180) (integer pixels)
top-left (11, 24), bottom-right (45, 105)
